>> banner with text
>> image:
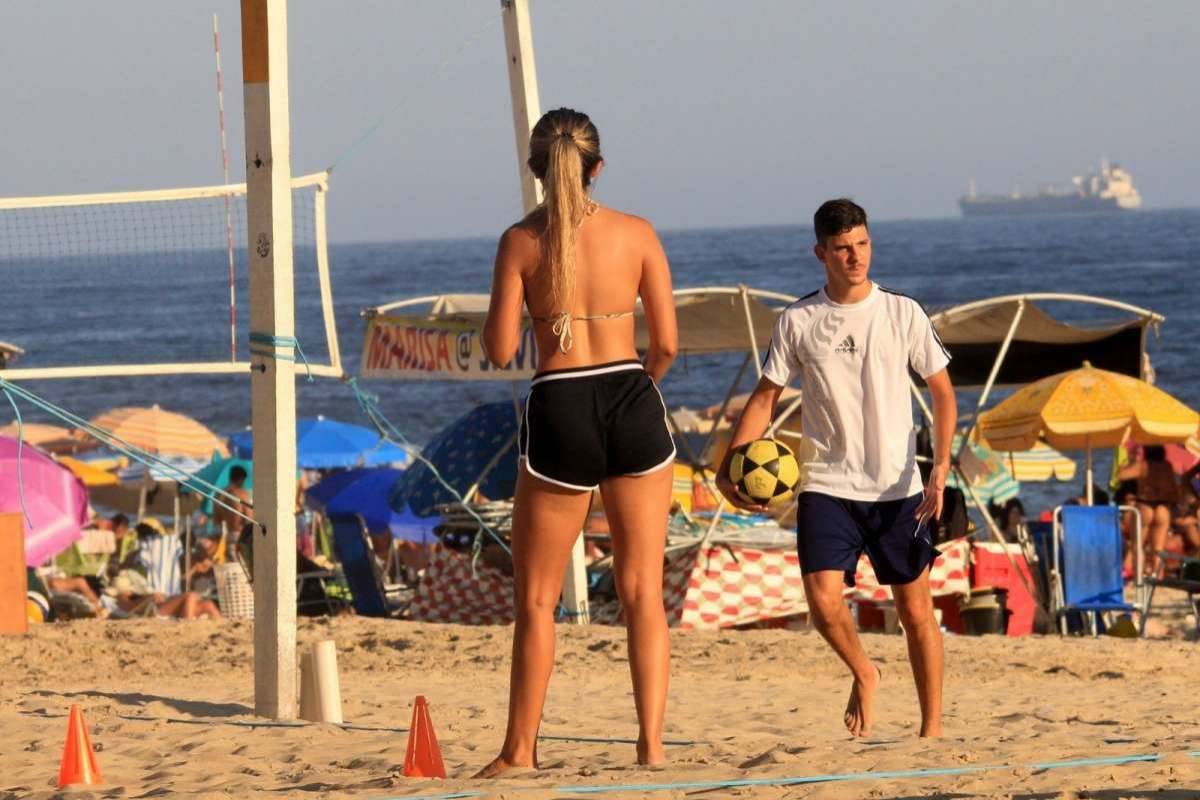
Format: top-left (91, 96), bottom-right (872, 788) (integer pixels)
top-left (360, 315), bottom-right (538, 381)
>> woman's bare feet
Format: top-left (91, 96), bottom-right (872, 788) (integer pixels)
top-left (636, 737), bottom-right (667, 767)
top-left (473, 744), bottom-right (538, 779)
top-left (844, 663), bottom-right (881, 737)
top-left (472, 755), bottom-right (532, 779)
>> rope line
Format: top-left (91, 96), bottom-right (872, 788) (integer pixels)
top-left (0, 377), bottom-right (254, 525)
top-left (249, 332), bottom-right (313, 381)
top-left (375, 749), bottom-right (1200, 800)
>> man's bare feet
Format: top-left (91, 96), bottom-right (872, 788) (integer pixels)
top-left (844, 664), bottom-right (881, 737)
top-left (636, 738), bottom-right (666, 767)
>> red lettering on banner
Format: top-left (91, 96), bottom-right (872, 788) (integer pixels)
top-left (403, 327), bottom-right (418, 370)
top-left (436, 333), bottom-right (452, 372)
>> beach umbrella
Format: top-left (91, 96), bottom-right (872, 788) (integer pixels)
top-left (1002, 442), bottom-right (1077, 482)
top-left (80, 405), bottom-right (229, 460)
top-left (0, 436), bottom-right (89, 566)
top-left (0, 422), bottom-right (79, 452)
top-left (228, 416), bottom-right (411, 469)
top-left (305, 467), bottom-right (435, 542)
top-left (180, 453), bottom-right (254, 516)
top-left (948, 435), bottom-right (1021, 506)
top-left (976, 362), bottom-right (1199, 504)
top-left (390, 402), bottom-right (519, 517)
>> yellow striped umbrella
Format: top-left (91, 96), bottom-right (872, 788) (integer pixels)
top-left (0, 421), bottom-right (73, 447)
top-left (79, 405), bottom-right (229, 460)
top-left (977, 363), bottom-right (1198, 503)
top-left (1003, 442), bottom-right (1076, 482)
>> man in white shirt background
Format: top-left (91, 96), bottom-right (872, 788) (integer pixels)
top-left (718, 199), bottom-right (957, 739)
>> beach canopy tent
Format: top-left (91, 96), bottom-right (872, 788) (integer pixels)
top-left (928, 294), bottom-right (1162, 389)
top-left (0, 435), bottom-right (89, 566)
top-left (228, 416), bottom-right (411, 469)
top-left (359, 287), bottom-right (796, 381)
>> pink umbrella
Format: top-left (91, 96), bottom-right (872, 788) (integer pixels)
top-left (0, 435), bottom-right (89, 567)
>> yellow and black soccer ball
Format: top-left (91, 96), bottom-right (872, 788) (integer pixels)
top-left (728, 438), bottom-right (800, 507)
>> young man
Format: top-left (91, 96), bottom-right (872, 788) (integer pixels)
top-left (717, 199), bottom-right (956, 738)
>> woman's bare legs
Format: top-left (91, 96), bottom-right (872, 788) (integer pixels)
top-left (599, 465), bottom-right (673, 765)
top-left (475, 469), bottom-right (592, 778)
top-left (1144, 503), bottom-right (1171, 574)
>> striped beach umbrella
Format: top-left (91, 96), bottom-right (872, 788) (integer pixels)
top-left (949, 435), bottom-right (1020, 506)
top-left (79, 405), bottom-right (229, 460)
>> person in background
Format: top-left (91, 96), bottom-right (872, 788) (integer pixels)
top-left (1118, 444), bottom-right (1179, 574)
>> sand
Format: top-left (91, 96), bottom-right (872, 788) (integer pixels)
top-left (2, 610), bottom-right (1198, 799)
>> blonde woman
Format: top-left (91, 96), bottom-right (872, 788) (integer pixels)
top-left (477, 108), bottom-right (678, 776)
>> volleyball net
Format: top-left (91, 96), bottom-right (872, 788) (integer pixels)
top-left (0, 171), bottom-right (342, 380)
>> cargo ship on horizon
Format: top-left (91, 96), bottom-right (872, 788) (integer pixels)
top-left (959, 160), bottom-right (1142, 217)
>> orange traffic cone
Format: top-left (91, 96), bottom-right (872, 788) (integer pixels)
top-left (58, 704), bottom-right (103, 788)
top-left (402, 695), bottom-right (446, 778)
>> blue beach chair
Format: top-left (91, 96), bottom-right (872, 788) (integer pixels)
top-left (329, 513), bottom-right (408, 618)
top-left (1050, 505), bottom-right (1142, 636)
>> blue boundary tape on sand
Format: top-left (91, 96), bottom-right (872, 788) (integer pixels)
top-left (374, 750), bottom-right (1200, 800)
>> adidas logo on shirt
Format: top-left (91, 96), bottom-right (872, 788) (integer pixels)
top-left (834, 335), bottom-right (858, 355)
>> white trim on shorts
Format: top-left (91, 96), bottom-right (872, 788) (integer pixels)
top-left (528, 360), bottom-right (644, 387)
top-left (622, 379), bottom-right (677, 477)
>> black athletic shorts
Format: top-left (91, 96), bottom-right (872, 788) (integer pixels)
top-left (519, 359), bottom-right (676, 491)
top-left (795, 491), bottom-right (938, 587)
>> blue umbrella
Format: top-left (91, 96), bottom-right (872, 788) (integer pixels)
top-left (305, 467), bottom-right (431, 541)
top-left (228, 416), bottom-right (411, 469)
top-left (391, 402), bottom-right (519, 517)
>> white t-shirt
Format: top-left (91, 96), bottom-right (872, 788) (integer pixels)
top-left (761, 282), bottom-right (950, 502)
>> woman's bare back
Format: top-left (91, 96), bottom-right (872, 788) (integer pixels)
top-left (486, 205), bottom-right (677, 377)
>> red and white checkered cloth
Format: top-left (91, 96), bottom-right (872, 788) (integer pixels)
top-left (409, 537), bottom-right (971, 629)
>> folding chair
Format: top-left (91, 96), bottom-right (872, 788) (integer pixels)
top-left (1140, 552), bottom-right (1200, 636)
top-left (1050, 505), bottom-right (1142, 636)
top-left (232, 528), bottom-right (349, 617)
top-left (328, 513), bottom-right (409, 618)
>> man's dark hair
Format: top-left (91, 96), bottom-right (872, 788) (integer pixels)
top-left (1144, 445), bottom-right (1166, 462)
top-left (230, 465), bottom-right (248, 483)
top-left (111, 513), bottom-right (129, 529)
top-left (814, 198), bottom-right (868, 245)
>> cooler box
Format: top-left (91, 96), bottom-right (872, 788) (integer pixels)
top-left (971, 542), bottom-right (1036, 636)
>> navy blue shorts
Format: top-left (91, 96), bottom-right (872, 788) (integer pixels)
top-left (795, 491), bottom-right (938, 587)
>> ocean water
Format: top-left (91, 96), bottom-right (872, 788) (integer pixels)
top-left (4, 209), bottom-right (1197, 515)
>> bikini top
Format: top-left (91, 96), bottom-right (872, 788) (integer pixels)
top-left (532, 309), bottom-right (635, 353)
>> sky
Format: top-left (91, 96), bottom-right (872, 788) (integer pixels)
top-left (4, 1), bottom-right (1198, 242)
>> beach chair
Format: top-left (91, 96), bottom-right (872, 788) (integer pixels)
top-left (230, 530), bottom-right (349, 617)
top-left (1050, 505), bottom-right (1142, 636)
top-left (138, 530), bottom-right (184, 596)
top-left (328, 513), bottom-right (409, 618)
top-left (1139, 551), bottom-right (1200, 636)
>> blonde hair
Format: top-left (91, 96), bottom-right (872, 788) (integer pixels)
top-left (527, 108), bottom-right (602, 310)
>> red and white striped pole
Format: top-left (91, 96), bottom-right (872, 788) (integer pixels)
top-left (214, 13), bottom-right (237, 361)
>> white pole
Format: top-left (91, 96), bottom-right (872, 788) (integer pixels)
top-left (214, 14), bottom-right (238, 362)
top-left (1085, 440), bottom-right (1094, 506)
top-left (500, 0), bottom-right (587, 624)
top-left (500, 0), bottom-right (543, 212)
top-left (240, 0), bottom-right (298, 720)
